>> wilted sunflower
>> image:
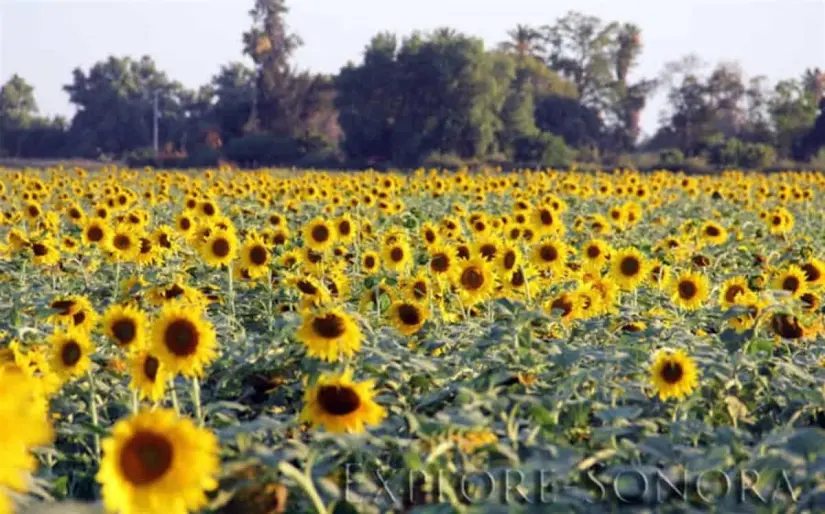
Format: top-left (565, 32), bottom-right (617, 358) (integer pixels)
top-left (300, 369), bottom-right (386, 433)
top-left (649, 348), bottom-right (699, 401)
top-left (102, 304), bottom-right (148, 351)
top-left (610, 247), bottom-right (649, 291)
top-left (151, 305), bottom-right (218, 378)
top-left (667, 271), bottom-right (710, 311)
top-left (455, 257), bottom-right (496, 305)
top-left (198, 229), bottom-right (238, 268)
top-left (49, 327), bottom-right (94, 383)
top-left (96, 409), bottom-right (219, 514)
top-left (773, 265), bottom-right (808, 299)
top-left (389, 300), bottom-right (430, 336)
top-left (303, 217), bottom-right (336, 252)
top-left (719, 276), bottom-right (751, 309)
top-left (240, 232), bottom-right (271, 279)
top-left (296, 308), bottom-right (362, 362)
top-left (128, 349), bottom-right (167, 402)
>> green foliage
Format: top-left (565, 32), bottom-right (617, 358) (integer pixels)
top-left (514, 132), bottom-right (576, 167)
top-left (659, 148), bottom-right (685, 167)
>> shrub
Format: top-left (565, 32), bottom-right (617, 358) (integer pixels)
top-left (514, 132), bottom-right (576, 168)
top-left (658, 148), bottom-right (685, 167)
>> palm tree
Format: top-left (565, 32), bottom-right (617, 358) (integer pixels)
top-left (498, 24), bottom-right (545, 59)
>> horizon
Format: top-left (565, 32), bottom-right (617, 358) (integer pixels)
top-left (1, 0), bottom-right (824, 137)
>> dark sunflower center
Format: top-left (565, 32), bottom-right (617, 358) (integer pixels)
top-left (479, 244), bottom-right (496, 261)
top-left (311, 225), bottom-right (330, 243)
top-left (550, 297), bottom-right (573, 316)
top-left (211, 238), bottom-right (230, 258)
top-left (143, 355), bottom-right (159, 381)
top-left (114, 234), bottom-right (131, 250)
top-left (339, 221), bottom-right (351, 236)
top-left (61, 341), bottom-right (82, 367)
top-left (771, 313), bottom-right (803, 339)
top-left (460, 267), bottom-right (485, 291)
top-left (120, 431), bottom-right (174, 486)
top-left (158, 233), bottom-right (171, 248)
top-left (425, 230), bottom-right (436, 243)
top-left (164, 319), bottom-right (199, 356)
top-left (782, 276), bottom-right (801, 292)
top-left (511, 269), bottom-right (525, 287)
top-left (139, 238), bottom-right (152, 254)
top-left (412, 281), bottom-right (427, 299)
top-left (390, 247), bottom-right (404, 262)
top-left (802, 263), bottom-right (821, 283)
top-left (307, 250), bottom-right (322, 263)
top-left (660, 361), bottom-right (683, 384)
top-left (540, 245), bottom-right (558, 262)
top-left (503, 251), bottom-right (517, 270)
top-left (801, 292), bottom-right (819, 310)
top-left (364, 255), bottom-right (376, 268)
top-left (69, 208), bottom-right (82, 219)
top-left (32, 243), bottom-right (48, 256)
top-left (249, 245), bottom-right (268, 266)
top-left (539, 210), bottom-right (553, 225)
top-left (296, 280), bottom-right (318, 295)
top-left (112, 319), bottom-right (137, 345)
top-left (705, 226), bottom-right (720, 237)
top-left (398, 304), bottom-right (421, 325)
top-left (457, 246), bottom-right (471, 260)
top-left (164, 284), bottom-right (185, 299)
top-left (317, 385), bottom-right (361, 416)
top-left (620, 257), bottom-right (640, 277)
top-left (771, 216), bottom-right (782, 226)
top-left (678, 280), bottom-right (698, 300)
top-left (586, 246), bottom-right (601, 259)
top-left (72, 310), bottom-right (87, 326)
top-left (180, 218), bottom-right (192, 230)
top-left (431, 254), bottom-right (449, 273)
top-left (203, 203), bottom-right (216, 216)
top-left (28, 206), bottom-right (40, 217)
top-left (312, 313), bottom-right (346, 339)
top-left (725, 285), bottom-right (744, 303)
top-left (51, 299), bottom-right (75, 315)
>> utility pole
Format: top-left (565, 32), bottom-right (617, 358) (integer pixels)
top-left (152, 90), bottom-right (160, 156)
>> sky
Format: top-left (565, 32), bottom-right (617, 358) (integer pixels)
top-left (1, 0), bottom-right (824, 137)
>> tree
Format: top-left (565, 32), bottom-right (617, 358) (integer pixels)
top-left (0, 74), bottom-right (38, 130)
top-left (768, 78), bottom-right (819, 158)
top-left (498, 25), bottom-right (545, 59)
top-left (211, 62), bottom-right (257, 140)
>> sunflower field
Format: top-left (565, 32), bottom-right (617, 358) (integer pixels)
top-left (4, 166), bottom-right (825, 513)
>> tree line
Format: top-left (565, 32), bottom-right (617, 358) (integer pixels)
top-left (2, 0), bottom-right (824, 170)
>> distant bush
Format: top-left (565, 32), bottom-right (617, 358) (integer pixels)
top-left (811, 148), bottom-right (825, 170)
top-left (658, 148), bottom-right (685, 167)
top-left (514, 132), bottom-right (576, 168)
top-left (421, 152), bottom-right (466, 171)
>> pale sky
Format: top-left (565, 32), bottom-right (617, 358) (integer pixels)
top-left (1, 0), bottom-right (823, 136)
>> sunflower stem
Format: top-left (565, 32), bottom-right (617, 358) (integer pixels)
top-left (131, 389), bottom-right (139, 414)
top-left (191, 377), bottom-right (204, 426)
top-left (227, 264), bottom-right (237, 322)
top-left (278, 461), bottom-right (328, 514)
top-left (113, 262), bottom-right (121, 302)
top-left (169, 378), bottom-right (180, 416)
top-left (86, 370), bottom-right (101, 461)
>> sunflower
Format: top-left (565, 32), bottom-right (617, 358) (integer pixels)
top-left (530, 239), bottom-right (568, 273)
top-left (773, 265), bottom-right (808, 299)
top-left (381, 239), bottom-right (411, 273)
top-left (495, 243), bottom-right (522, 277)
top-left (667, 271), bottom-right (710, 311)
top-left (151, 305), bottom-right (218, 378)
top-left (389, 300), bottom-right (430, 336)
top-left (546, 292), bottom-right (581, 325)
top-left (718, 276), bottom-right (751, 309)
top-left (610, 247), bottom-right (649, 291)
top-left (96, 409), bottom-right (219, 514)
top-left (108, 225), bottom-right (141, 262)
top-left (473, 237), bottom-right (499, 262)
top-left (402, 272), bottom-right (430, 302)
top-left (152, 226), bottom-right (177, 254)
top-left (240, 232), bottom-right (271, 279)
top-left (649, 348), bottom-right (699, 401)
top-left (334, 214), bottom-right (355, 245)
top-left (296, 308), bottom-right (362, 362)
top-left (82, 218), bottom-right (111, 247)
top-left (531, 206), bottom-right (561, 235)
top-left (454, 257), bottom-right (496, 306)
top-left (303, 217), bottom-right (336, 252)
top-left (29, 237), bottom-right (61, 267)
top-left (699, 221), bottom-right (728, 245)
top-left (581, 239), bottom-right (612, 271)
top-left (49, 327), bottom-right (94, 383)
top-left (198, 229), bottom-right (238, 268)
top-left (287, 274), bottom-right (331, 308)
top-left (801, 258), bottom-right (825, 289)
top-left (727, 291), bottom-right (764, 333)
top-left (47, 295), bottom-right (98, 332)
top-left (419, 222), bottom-right (440, 247)
top-left (175, 213), bottom-right (195, 235)
top-left (128, 349), bottom-right (167, 402)
top-left (300, 369), bottom-right (386, 433)
top-left (361, 250), bottom-right (380, 275)
top-left (428, 244), bottom-right (459, 281)
top-left (102, 304), bottom-right (148, 352)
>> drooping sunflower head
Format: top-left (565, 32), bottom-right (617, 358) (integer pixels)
top-left (296, 308), bottom-right (362, 362)
top-left (299, 370), bottom-right (386, 433)
top-left (96, 409), bottom-right (219, 514)
top-left (151, 305), bottom-right (218, 378)
top-left (649, 348), bottom-right (699, 401)
top-left (103, 304), bottom-right (148, 351)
